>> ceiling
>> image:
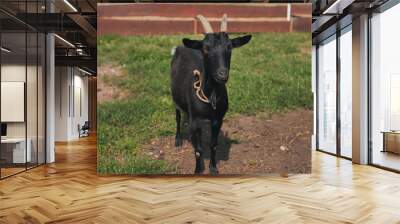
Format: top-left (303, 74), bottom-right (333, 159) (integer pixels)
top-left (312, 0), bottom-right (391, 43)
top-left (0, 0), bottom-right (97, 74)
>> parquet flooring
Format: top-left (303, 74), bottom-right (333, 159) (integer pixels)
top-left (1, 135), bottom-right (400, 223)
top-left (0, 167), bottom-right (26, 178)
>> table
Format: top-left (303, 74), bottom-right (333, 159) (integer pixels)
top-left (1, 138), bottom-right (32, 163)
top-left (382, 131), bottom-right (400, 154)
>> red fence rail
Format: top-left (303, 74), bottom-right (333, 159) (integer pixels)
top-left (98, 3), bottom-right (311, 36)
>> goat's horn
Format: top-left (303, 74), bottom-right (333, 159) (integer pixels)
top-left (196, 15), bottom-right (213, 33)
top-left (220, 13), bottom-right (227, 32)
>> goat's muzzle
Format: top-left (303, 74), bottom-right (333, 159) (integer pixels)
top-left (215, 68), bottom-right (229, 84)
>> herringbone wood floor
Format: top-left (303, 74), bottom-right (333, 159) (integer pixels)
top-left (1, 135), bottom-right (400, 224)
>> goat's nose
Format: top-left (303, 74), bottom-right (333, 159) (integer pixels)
top-left (217, 68), bottom-right (228, 79)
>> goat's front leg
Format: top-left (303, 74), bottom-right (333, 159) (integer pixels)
top-left (209, 119), bottom-right (222, 175)
top-left (190, 119), bottom-right (205, 174)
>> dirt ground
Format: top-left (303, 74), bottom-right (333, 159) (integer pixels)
top-left (97, 64), bottom-right (129, 103)
top-left (142, 109), bottom-right (312, 174)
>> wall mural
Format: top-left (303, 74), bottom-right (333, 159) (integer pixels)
top-left (97, 3), bottom-right (313, 175)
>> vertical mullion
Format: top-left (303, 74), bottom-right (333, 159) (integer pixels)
top-left (44, 35), bottom-right (47, 164)
top-left (25, 0), bottom-right (28, 171)
top-left (367, 11), bottom-right (373, 165)
top-left (36, 0), bottom-right (39, 167)
top-left (44, 0), bottom-right (48, 164)
top-left (316, 44), bottom-right (320, 151)
top-left (336, 29), bottom-right (341, 157)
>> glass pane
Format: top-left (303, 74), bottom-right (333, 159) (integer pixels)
top-left (1, 31), bottom-right (27, 177)
top-left (371, 4), bottom-right (400, 171)
top-left (38, 32), bottom-right (45, 165)
top-left (0, 1), bottom-right (46, 178)
top-left (27, 31), bottom-right (38, 169)
top-left (340, 27), bottom-right (352, 158)
top-left (317, 35), bottom-right (337, 154)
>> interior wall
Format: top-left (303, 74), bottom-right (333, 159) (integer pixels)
top-left (1, 64), bottom-right (36, 138)
top-left (73, 72), bottom-right (89, 138)
top-left (1, 62), bottom-right (45, 167)
top-left (55, 67), bottom-right (89, 141)
top-left (55, 66), bottom-right (70, 141)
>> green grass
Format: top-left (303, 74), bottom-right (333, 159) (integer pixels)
top-left (97, 33), bottom-right (312, 174)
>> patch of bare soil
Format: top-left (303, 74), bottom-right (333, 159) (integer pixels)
top-left (98, 64), bottom-right (129, 103)
top-left (143, 109), bottom-right (312, 174)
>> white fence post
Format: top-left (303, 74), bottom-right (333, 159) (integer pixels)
top-left (287, 4), bottom-right (291, 21)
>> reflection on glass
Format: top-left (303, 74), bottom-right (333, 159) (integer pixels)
top-left (1, 31), bottom-right (27, 177)
top-left (340, 27), bottom-right (352, 158)
top-left (0, 1), bottom-right (47, 179)
top-left (27, 31), bottom-right (38, 169)
top-left (318, 35), bottom-right (337, 154)
top-left (390, 76), bottom-right (400, 130)
top-left (371, 3), bottom-right (400, 171)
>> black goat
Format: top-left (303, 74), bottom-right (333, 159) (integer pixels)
top-left (170, 14), bottom-right (251, 174)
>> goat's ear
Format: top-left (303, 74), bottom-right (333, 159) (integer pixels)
top-left (182, 38), bottom-right (203, 50)
top-left (231, 35), bottom-right (252, 48)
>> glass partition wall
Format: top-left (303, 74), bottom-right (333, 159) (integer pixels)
top-left (370, 3), bottom-right (400, 171)
top-left (317, 35), bottom-right (337, 155)
top-left (316, 26), bottom-right (352, 159)
top-left (0, 3), bottom-right (46, 179)
top-left (0, 31), bottom-right (27, 177)
top-left (314, 0), bottom-right (400, 172)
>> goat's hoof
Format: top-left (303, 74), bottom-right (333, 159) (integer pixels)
top-left (194, 168), bottom-right (205, 174)
top-left (175, 138), bottom-right (183, 148)
top-left (195, 162), bottom-right (205, 174)
top-left (209, 166), bottom-right (219, 175)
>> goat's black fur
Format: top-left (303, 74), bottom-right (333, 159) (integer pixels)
top-left (171, 32), bottom-right (251, 174)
